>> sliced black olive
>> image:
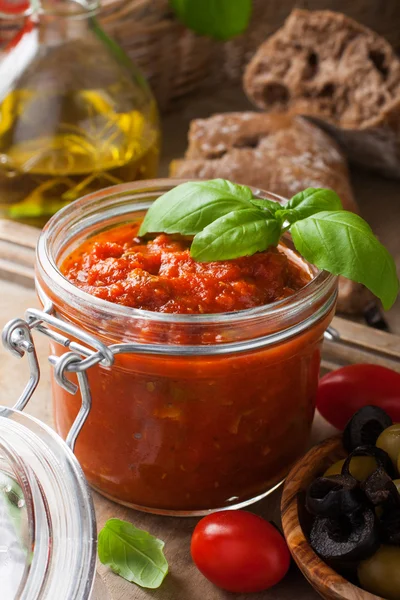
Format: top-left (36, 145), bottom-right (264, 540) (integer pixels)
top-left (306, 475), bottom-right (361, 517)
top-left (361, 467), bottom-right (400, 508)
top-left (310, 507), bottom-right (380, 567)
top-left (380, 507), bottom-right (400, 545)
top-left (343, 406), bottom-right (392, 453)
top-left (342, 445), bottom-right (396, 479)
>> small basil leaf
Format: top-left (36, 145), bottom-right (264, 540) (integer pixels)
top-left (250, 198), bottom-right (282, 216)
top-left (170, 0), bottom-right (252, 41)
top-left (98, 519), bottom-right (168, 589)
top-left (277, 188), bottom-right (343, 224)
top-left (139, 179), bottom-right (253, 236)
top-left (191, 208), bottom-right (281, 262)
top-left (291, 211), bottom-right (399, 310)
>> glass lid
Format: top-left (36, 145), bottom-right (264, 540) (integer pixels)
top-left (0, 464), bottom-right (29, 598)
top-left (0, 407), bottom-right (97, 600)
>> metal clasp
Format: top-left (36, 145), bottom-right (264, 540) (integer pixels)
top-left (1, 301), bottom-right (114, 452)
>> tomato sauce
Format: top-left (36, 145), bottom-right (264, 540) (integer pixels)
top-left (51, 219), bottom-right (334, 512)
top-left (61, 221), bottom-right (311, 314)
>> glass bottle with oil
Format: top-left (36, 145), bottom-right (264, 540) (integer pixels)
top-left (0, 0), bottom-right (160, 225)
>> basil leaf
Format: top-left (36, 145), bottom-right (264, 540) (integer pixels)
top-left (170, 0), bottom-right (252, 40)
top-left (250, 198), bottom-right (282, 216)
top-left (291, 211), bottom-right (399, 310)
top-left (98, 519), bottom-right (168, 589)
top-left (191, 208), bottom-right (281, 262)
top-left (277, 188), bottom-right (343, 224)
top-left (139, 179), bottom-right (253, 236)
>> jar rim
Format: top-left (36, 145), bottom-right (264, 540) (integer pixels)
top-left (37, 178), bottom-right (337, 327)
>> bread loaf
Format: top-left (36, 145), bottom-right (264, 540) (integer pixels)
top-left (244, 9), bottom-right (400, 178)
top-left (171, 111), bottom-right (357, 211)
top-left (170, 111), bottom-right (374, 315)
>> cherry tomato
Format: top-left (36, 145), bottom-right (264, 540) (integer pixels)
top-left (0, 0), bottom-right (29, 15)
top-left (190, 510), bottom-right (290, 593)
top-left (317, 364), bottom-right (400, 430)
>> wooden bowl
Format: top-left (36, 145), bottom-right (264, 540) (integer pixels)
top-left (281, 436), bottom-right (385, 600)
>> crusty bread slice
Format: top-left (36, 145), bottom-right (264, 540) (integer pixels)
top-left (171, 111), bottom-right (374, 315)
top-left (171, 111), bottom-right (358, 212)
top-left (244, 9), bottom-right (400, 178)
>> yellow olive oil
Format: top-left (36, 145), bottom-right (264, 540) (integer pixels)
top-left (0, 88), bottom-right (160, 225)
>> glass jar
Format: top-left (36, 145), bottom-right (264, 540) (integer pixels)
top-left (35, 179), bottom-right (338, 516)
top-left (0, 0), bottom-right (160, 226)
top-left (0, 406), bottom-right (96, 598)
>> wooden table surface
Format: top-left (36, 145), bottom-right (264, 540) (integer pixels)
top-left (0, 86), bottom-right (399, 599)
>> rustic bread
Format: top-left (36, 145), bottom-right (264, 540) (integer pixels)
top-left (244, 9), bottom-right (400, 178)
top-left (171, 111), bottom-right (357, 211)
top-left (170, 111), bottom-right (374, 316)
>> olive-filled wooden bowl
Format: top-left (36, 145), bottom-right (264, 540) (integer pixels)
top-left (281, 436), bottom-right (386, 600)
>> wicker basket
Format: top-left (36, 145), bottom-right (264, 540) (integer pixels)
top-left (2, 0), bottom-right (400, 111)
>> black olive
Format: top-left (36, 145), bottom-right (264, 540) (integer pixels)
top-left (342, 445), bottom-right (396, 479)
top-left (310, 507), bottom-right (380, 567)
top-left (306, 475), bottom-right (361, 517)
top-left (343, 406), bottom-right (392, 453)
top-left (361, 467), bottom-right (400, 508)
top-left (380, 508), bottom-right (400, 545)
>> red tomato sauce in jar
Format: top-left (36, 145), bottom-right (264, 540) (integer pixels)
top-left (51, 218), bottom-right (334, 513)
top-left (61, 221), bottom-right (311, 314)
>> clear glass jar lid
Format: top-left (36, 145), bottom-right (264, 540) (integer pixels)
top-left (0, 407), bottom-right (96, 600)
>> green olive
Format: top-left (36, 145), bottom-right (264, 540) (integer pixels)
top-left (358, 545), bottom-right (400, 600)
top-left (376, 424), bottom-right (400, 473)
top-left (324, 459), bottom-right (344, 477)
top-left (324, 457), bottom-right (377, 481)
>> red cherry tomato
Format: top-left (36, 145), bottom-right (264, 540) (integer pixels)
top-left (0, 0), bottom-right (29, 15)
top-left (317, 364), bottom-right (400, 430)
top-left (190, 510), bottom-right (290, 593)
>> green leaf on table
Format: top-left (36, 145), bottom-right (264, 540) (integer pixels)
top-left (191, 208), bottom-right (281, 262)
top-left (291, 211), bottom-right (399, 310)
top-left (276, 188), bottom-right (343, 224)
top-left (139, 179), bottom-right (253, 236)
top-left (98, 519), bottom-right (168, 589)
top-left (170, 0), bottom-right (252, 40)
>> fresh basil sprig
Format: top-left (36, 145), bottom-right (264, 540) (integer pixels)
top-left (170, 0), bottom-right (252, 41)
top-left (98, 519), bottom-right (168, 589)
top-left (139, 180), bottom-right (399, 310)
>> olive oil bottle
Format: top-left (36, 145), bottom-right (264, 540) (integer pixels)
top-left (0, 1), bottom-right (160, 226)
